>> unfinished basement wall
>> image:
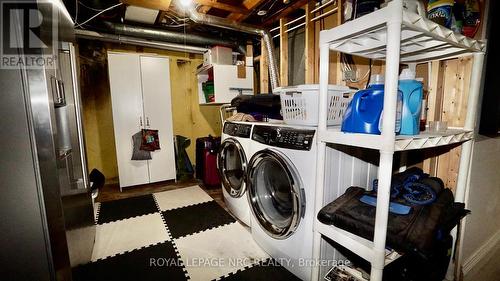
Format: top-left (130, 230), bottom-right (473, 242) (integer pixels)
top-left (462, 136), bottom-right (500, 280)
top-left (77, 40), bottom-right (221, 181)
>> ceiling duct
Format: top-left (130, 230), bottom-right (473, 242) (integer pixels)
top-left (101, 21), bottom-right (246, 54)
top-left (75, 29), bottom-right (209, 54)
top-left (179, 3), bottom-right (280, 90)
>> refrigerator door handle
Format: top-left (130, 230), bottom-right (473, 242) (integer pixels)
top-left (69, 43), bottom-right (89, 190)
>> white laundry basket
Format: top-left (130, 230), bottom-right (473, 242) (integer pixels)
top-left (277, 84), bottom-right (354, 126)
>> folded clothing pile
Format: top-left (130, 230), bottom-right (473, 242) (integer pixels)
top-left (231, 94), bottom-right (282, 121)
top-left (318, 170), bottom-right (469, 257)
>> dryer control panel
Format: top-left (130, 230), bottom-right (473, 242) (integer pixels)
top-left (252, 125), bottom-right (315, 151)
top-left (223, 122), bottom-right (252, 138)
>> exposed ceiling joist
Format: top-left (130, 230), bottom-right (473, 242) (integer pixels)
top-left (227, 0), bottom-right (267, 21)
top-left (198, 5), bottom-right (212, 14)
top-left (121, 0), bottom-right (172, 11)
top-left (155, 10), bottom-right (167, 24)
top-left (194, 0), bottom-right (249, 14)
top-left (262, 0), bottom-right (309, 26)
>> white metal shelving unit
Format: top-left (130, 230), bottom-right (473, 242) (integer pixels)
top-left (312, 1), bottom-right (486, 280)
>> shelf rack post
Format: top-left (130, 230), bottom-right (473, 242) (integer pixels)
top-left (450, 52), bottom-right (486, 279)
top-left (455, 53), bottom-right (485, 203)
top-left (311, 0), bottom-right (485, 279)
top-left (370, 3), bottom-right (403, 279)
top-left (311, 42), bottom-right (332, 281)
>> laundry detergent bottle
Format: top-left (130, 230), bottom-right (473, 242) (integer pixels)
top-left (341, 75), bottom-right (401, 135)
top-left (399, 69), bottom-right (423, 135)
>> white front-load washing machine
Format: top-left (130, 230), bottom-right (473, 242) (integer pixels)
top-left (217, 121), bottom-right (254, 227)
top-left (246, 123), bottom-right (317, 281)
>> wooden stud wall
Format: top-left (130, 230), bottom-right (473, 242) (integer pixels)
top-left (418, 57), bottom-right (474, 191)
top-left (260, 38), bottom-right (269, 94)
top-left (304, 1), bottom-right (315, 84)
top-left (255, 1), bottom-right (474, 191)
top-left (280, 18), bottom-right (289, 87)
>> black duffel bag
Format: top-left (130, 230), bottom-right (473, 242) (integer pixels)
top-left (231, 94), bottom-right (282, 120)
top-left (317, 186), bottom-right (469, 257)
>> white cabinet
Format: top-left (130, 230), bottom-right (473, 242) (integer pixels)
top-left (108, 52), bottom-right (176, 189)
top-left (197, 64), bottom-right (254, 105)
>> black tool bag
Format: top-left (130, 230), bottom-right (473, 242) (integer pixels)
top-left (317, 186), bottom-right (469, 257)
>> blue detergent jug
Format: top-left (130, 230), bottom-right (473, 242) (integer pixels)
top-left (341, 75), bottom-right (401, 135)
top-left (399, 69), bottom-right (423, 135)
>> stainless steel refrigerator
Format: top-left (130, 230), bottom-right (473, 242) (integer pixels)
top-left (0, 1), bottom-right (95, 280)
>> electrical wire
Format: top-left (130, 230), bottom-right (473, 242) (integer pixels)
top-left (365, 59), bottom-right (373, 88)
top-left (162, 13), bottom-right (190, 28)
top-left (74, 2), bottom-right (123, 28)
top-left (74, 0), bottom-right (78, 24)
top-left (340, 54), bottom-right (372, 84)
top-left (267, 0), bottom-right (279, 13)
top-left (79, 1), bottom-right (105, 12)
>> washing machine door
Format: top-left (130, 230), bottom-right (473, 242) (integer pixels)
top-left (247, 149), bottom-right (305, 239)
top-left (217, 138), bottom-right (247, 198)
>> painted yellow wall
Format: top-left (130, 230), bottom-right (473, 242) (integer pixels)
top-left (78, 42), bottom-right (222, 181)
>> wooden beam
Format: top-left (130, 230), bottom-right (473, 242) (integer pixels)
top-left (227, 0), bottom-right (267, 21)
top-left (198, 5), bottom-right (212, 14)
top-left (423, 61), bottom-right (445, 176)
top-left (260, 38), bottom-right (269, 94)
top-left (262, 0), bottom-right (309, 26)
top-left (246, 43), bottom-right (254, 58)
top-left (279, 18), bottom-right (288, 87)
top-left (120, 0), bottom-right (172, 11)
top-left (437, 57), bottom-right (473, 190)
top-left (246, 42), bottom-right (257, 94)
top-left (241, 0), bottom-right (267, 9)
top-left (335, 0), bottom-right (343, 84)
top-left (304, 1), bottom-right (315, 84)
top-left (155, 10), bottom-right (167, 24)
top-left (194, 0), bottom-right (249, 14)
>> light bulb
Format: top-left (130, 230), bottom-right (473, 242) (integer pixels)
top-left (179, 0), bottom-right (193, 8)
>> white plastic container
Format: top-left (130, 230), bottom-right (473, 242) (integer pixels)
top-left (276, 84), bottom-right (353, 126)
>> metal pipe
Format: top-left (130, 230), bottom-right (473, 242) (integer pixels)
top-left (101, 21), bottom-right (240, 49)
top-left (181, 4), bottom-right (280, 90)
top-left (286, 22), bottom-right (306, 33)
top-left (311, 0), bottom-right (336, 14)
top-left (285, 15), bottom-right (306, 26)
top-left (270, 26), bottom-right (280, 33)
top-left (75, 29), bottom-right (209, 54)
top-left (272, 23), bottom-right (307, 38)
top-left (311, 7), bottom-right (338, 22)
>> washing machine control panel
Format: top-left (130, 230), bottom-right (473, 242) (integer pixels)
top-left (252, 125), bottom-right (315, 151)
top-left (223, 122), bottom-right (252, 138)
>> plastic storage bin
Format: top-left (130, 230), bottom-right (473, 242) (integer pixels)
top-left (277, 84), bottom-right (353, 126)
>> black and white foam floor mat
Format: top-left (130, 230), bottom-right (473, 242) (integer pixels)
top-left (73, 185), bottom-right (301, 281)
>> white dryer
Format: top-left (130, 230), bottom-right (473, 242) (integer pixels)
top-left (246, 123), bottom-right (317, 281)
top-left (217, 121), bottom-right (254, 227)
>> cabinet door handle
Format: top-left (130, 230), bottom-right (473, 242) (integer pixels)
top-left (146, 117), bottom-right (150, 127)
top-left (140, 116), bottom-right (143, 127)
